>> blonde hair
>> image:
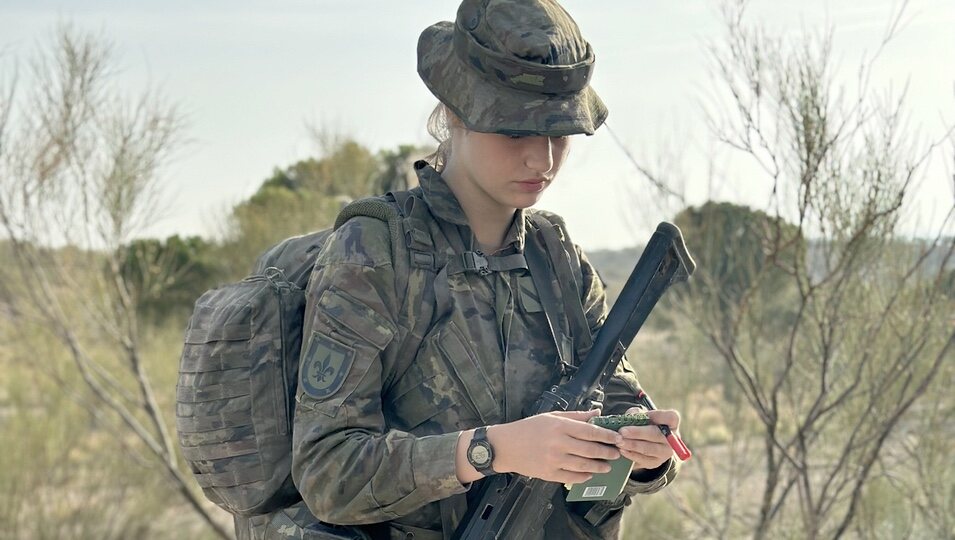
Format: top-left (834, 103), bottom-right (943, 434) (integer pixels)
top-left (425, 103), bottom-right (454, 172)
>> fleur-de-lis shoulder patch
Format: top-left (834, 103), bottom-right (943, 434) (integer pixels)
top-left (299, 332), bottom-right (355, 400)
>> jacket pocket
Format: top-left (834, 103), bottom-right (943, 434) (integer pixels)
top-left (433, 320), bottom-right (502, 426)
top-left (388, 372), bottom-right (478, 433)
top-left (317, 287), bottom-right (397, 350)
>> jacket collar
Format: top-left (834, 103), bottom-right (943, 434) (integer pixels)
top-left (413, 160), bottom-right (526, 253)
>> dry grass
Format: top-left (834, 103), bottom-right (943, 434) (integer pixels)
top-left (0, 310), bottom-right (232, 539)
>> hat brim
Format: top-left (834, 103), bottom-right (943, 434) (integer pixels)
top-left (417, 21), bottom-right (608, 137)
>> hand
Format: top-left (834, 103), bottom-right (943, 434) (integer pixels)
top-left (616, 407), bottom-right (681, 471)
top-left (488, 410), bottom-right (622, 484)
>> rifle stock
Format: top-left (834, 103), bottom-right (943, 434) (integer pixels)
top-left (452, 222), bottom-right (696, 540)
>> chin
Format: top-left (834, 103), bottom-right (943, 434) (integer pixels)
top-left (512, 194), bottom-right (545, 209)
top-left (512, 200), bottom-right (539, 210)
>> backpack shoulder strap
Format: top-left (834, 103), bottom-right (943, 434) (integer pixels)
top-left (334, 190), bottom-right (441, 394)
top-left (333, 189), bottom-right (431, 291)
top-left (527, 210), bottom-right (594, 366)
top-left (527, 210), bottom-right (584, 293)
top-left (251, 193), bottom-right (411, 290)
top-left (523, 221), bottom-right (575, 376)
top-left (390, 188), bottom-right (441, 272)
top-left (529, 210), bottom-right (584, 288)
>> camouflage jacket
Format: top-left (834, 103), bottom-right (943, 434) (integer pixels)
top-left (268, 162), bottom-right (677, 540)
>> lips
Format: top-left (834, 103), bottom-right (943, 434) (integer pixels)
top-left (515, 179), bottom-right (548, 193)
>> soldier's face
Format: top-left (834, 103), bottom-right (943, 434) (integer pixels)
top-left (450, 129), bottom-right (571, 212)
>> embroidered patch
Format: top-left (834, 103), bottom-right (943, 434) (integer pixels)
top-left (299, 332), bottom-right (355, 400)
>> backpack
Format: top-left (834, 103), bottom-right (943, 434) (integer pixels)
top-left (175, 189), bottom-right (584, 518)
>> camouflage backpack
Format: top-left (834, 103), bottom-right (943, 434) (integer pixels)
top-left (175, 188), bottom-right (582, 519)
top-left (175, 191), bottom-right (435, 517)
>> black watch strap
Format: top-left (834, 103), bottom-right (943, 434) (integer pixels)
top-left (467, 426), bottom-right (496, 476)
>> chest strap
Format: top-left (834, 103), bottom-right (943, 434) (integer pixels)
top-left (446, 252), bottom-right (528, 276)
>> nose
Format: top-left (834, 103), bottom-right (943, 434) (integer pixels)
top-left (523, 136), bottom-right (554, 176)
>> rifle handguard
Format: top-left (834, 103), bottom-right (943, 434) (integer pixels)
top-left (452, 222), bottom-right (696, 540)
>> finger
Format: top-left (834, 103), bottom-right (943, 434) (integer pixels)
top-left (624, 405), bottom-right (648, 415)
top-left (549, 410), bottom-right (601, 422)
top-left (619, 425), bottom-right (667, 443)
top-left (564, 420), bottom-right (621, 445)
top-left (620, 449), bottom-right (666, 468)
top-left (564, 438), bottom-right (620, 461)
top-left (616, 438), bottom-right (670, 458)
top-left (560, 455), bottom-right (614, 474)
top-left (550, 470), bottom-right (593, 485)
top-left (647, 409), bottom-right (681, 430)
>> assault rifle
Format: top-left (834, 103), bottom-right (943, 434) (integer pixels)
top-left (452, 222), bottom-right (696, 540)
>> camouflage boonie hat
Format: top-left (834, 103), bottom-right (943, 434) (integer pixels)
top-left (417, 0), bottom-right (608, 136)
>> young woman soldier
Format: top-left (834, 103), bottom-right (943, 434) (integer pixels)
top-left (255, 1), bottom-right (684, 539)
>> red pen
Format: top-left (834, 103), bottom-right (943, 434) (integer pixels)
top-left (637, 390), bottom-right (692, 461)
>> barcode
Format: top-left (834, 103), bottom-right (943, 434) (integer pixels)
top-left (582, 486), bottom-right (607, 498)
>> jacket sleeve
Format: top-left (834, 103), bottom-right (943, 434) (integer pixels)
top-left (576, 246), bottom-right (679, 498)
top-left (291, 217), bottom-right (467, 525)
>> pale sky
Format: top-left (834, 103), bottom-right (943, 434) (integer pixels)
top-left (2, 0), bottom-right (953, 250)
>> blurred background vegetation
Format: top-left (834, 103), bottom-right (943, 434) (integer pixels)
top-left (1, 2), bottom-right (952, 539)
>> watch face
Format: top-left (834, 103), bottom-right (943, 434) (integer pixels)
top-left (469, 444), bottom-right (491, 466)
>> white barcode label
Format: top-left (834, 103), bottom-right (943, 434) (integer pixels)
top-left (582, 486), bottom-right (607, 498)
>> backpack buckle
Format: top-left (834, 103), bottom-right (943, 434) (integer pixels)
top-left (263, 267), bottom-right (289, 288)
top-left (465, 251), bottom-right (491, 275)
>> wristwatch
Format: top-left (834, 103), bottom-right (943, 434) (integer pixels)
top-left (466, 426), bottom-right (496, 476)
